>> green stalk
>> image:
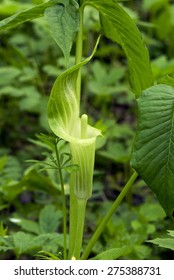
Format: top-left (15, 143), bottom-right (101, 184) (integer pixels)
top-left (68, 173), bottom-right (78, 259)
top-left (80, 171), bottom-right (138, 260)
top-left (68, 4), bottom-right (86, 259)
top-left (55, 141), bottom-right (67, 260)
top-left (75, 6), bottom-right (84, 106)
top-left (72, 199), bottom-right (87, 259)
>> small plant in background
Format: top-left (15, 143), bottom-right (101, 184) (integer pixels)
top-left (0, 0), bottom-right (174, 260)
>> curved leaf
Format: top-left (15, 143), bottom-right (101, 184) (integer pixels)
top-left (84, 0), bottom-right (153, 97)
top-left (131, 84), bottom-right (174, 217)
top-left (0, 0), bottom-right (61, 31)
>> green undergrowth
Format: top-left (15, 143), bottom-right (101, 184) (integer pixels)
top-left (1, 0), bottom-right (174, 260)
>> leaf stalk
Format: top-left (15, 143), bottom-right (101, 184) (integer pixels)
top-left (80, 171), bottom-right (138, 260)
top-left (55, 140), bottom-right (67, 260)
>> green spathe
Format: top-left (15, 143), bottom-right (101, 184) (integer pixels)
top-left (70, 139), bottom-right (96, 200)
top-left (48, 38), bottom-right (101, 200)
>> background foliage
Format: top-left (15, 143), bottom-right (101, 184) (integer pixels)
top-left (0, 0), bottom-right (174, 259)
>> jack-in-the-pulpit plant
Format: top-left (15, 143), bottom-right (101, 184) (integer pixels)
top-left (47, 37), bottom-right (101, 258)
top-left (1, 0), bottom-right (174, 260)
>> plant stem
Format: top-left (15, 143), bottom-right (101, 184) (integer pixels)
top-left (80, 171), bottom-right (138, 260)
top-left (75, 6), bottom-right (84, 106)
top-left (68, 172), bottom-right (78, 259)
top-left (68, 173), bottom-right (87, 259)
top-left (72, 199), bottom-right (87, 259)
top-left (68, 4), bottom-right (86, 260)
top-left (55, 141), bottom-right (67, 260)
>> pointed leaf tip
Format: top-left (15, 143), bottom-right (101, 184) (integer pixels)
top-left (44, 0), bottom-right (80, 62)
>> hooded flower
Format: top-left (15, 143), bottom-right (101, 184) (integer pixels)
top-left (47, 38), bottom-right (101, 200)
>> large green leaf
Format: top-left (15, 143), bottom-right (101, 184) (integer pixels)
top-left (0, 0), bottom-right (61, 31)
top-left (83, 0), bottom-right (153, 97)
top-left (44, 0), bottom-right (79, 62)
top-left (131, 84), bottom-right (174, 217)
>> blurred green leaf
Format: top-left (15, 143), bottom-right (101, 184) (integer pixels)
top-left (142, 0), bottom-right (168, 12)
top-left (98, 142), bottom-right (130, 163)
top-left (88, 60), bottom-right (127, 95)
top-left (158, 76), bottom-right (174, 87)
top-left (0, 85), bottom-right (41, 112)
top-left (13, 231), bottom-right (34, 255)
top-left (0, 1), bottom-right (31, 16)
top-left (151, 55), bottom-right (174, 80)
top-left (39, 205), bottom-right (62, 233)
top-left (153, 4), bottom-right (172, 40)
top-left (0, 155), bottom-right (7, 172)
top-left (19, 66), bottom-right (38, 82)
top-left (12, 231), bottom-right (64, 256)
top-left (36, 250), bottom-right (62, 259)
top-left (0, 67), bottom-right (21, 86)
top-left (0, 222), bottom-right (8, 236)
top-left (0, 155), bottom-right (22, 186)
top-left (91, 246), bottom-right (131, 260)
top-left (0, 231), bottom-right (65, 256)
top-left (0, 0), bottom-right (61, 31)
top-left (18, 86), bottom-right (41, 112)
top-left (11, 219), bottom-right (40, 235)
top-left (0, 235), bottom-right (14, 253)
top-left (139, 203), bottom-right (166, 222)
top-left (133, 244), bottom-right (152, 260)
